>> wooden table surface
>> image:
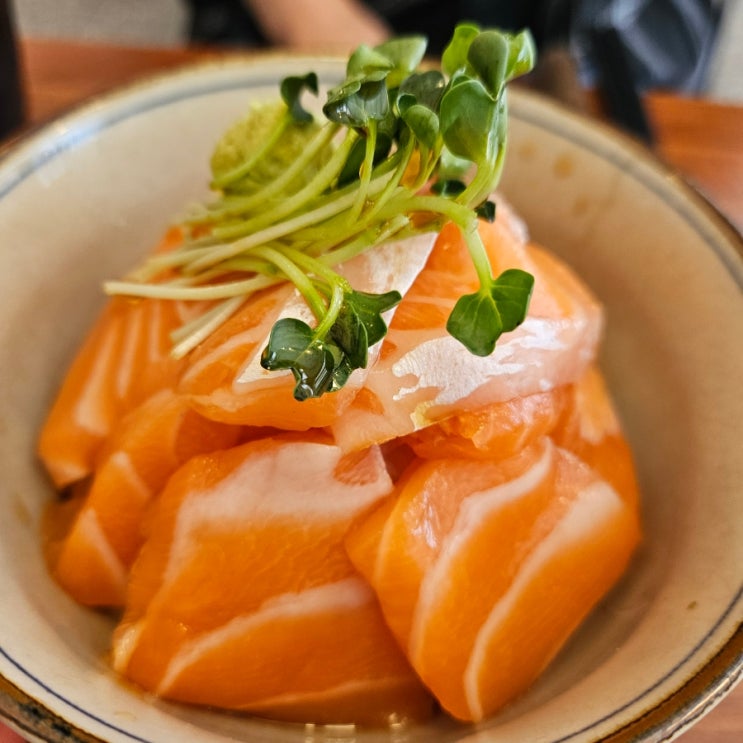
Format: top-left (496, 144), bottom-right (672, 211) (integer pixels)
top-left (2, 37), bottom-right (742, 743)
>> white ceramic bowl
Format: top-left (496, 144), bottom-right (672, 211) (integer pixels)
top-left (0, 57), bottom-right (741, 743)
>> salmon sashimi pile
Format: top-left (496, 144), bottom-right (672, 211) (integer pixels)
top-left (37, 26), bottom-right (641, 730)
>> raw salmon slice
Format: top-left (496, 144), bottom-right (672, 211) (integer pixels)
top-left (553, 365), bottom-right (640, 508)
top-left (345, 437), bottom-right (640, 721)
top-left (407, 386), bottom-right (569, 462)
top-left (38, 296), bottom-right (198, 489)
top-left (331, 212), bottom-right (603, 452)
top-left (45, 389), bottom-right (243, 606)
top-left (38, 228), bottom-right (192, 488)
top-left (112, 434), bottom-right (433, 725)
top-left (178, 232), bottom-right (437, 429)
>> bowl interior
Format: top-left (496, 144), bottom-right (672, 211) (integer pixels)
top-left (0, 58), bottom-right (741, 743)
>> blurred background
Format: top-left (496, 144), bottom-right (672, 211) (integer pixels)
top-left (8, 0), bottom-right (743, 101)
top-left (0, 0), bottom-right (743, 144)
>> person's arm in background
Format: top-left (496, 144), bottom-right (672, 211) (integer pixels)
top-left (244, 0), bottom-right (390, 50)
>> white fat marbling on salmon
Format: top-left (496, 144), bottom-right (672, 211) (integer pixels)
top-left (234, 289), bottom-right (316, 387)
top-left (106, 451), bottom-right (152, 503)
top-left (77, 509), bottom-right (127, 599)
top-left (329, 215), bottom-right (606, 454)
top-left (181, 324), bottom-right (272, 387)
top-left (73, 312), bottom-right (122, 435)
top-left (162, 441), bottom-right (392, 589)
top-left (332, 293), bottom-right (602, 451)
top-left (339, 231), bottom-right (437, 297)
top-left (112, 621), bottom-right (145, 673)
top-left (157, 577), bottom-right (371, 695)
top-left (116, 303), bottom-right (145, 399)
top-left (184, 385), bottom-right (255, 415)
top-left (176, 292), bottom-right (270, 385)
top-left (575, 372), bottom-right (620, 445)
top-left (462, 479), bottom-right (623, 720)
top-left (392, 316), bottom-right (583, 408)
top-left (233, 233), bottom-right (437, 388)
top-left (178, 283), bottom-right (294, 387)
top-left (49, 460), bottom-right (89, 485)
top-left (408, 441), bottom-right (555, 663)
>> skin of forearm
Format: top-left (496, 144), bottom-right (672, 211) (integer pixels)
top-left (244, 0), bottom-right (390, 50)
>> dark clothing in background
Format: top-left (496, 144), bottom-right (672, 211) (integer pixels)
top-left (362, 0), bottom-right (548, 55)
top-left (188, 0), bottom-right (267, 46)
top-left (187, 0), bottom-right (548, 54)
top-left (185, 0), bottom-right (722, 94)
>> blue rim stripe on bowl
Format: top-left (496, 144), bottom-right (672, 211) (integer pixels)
top-left (1, 647), bottom-right (151, 743)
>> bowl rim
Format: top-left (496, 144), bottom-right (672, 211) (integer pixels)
top-left (0, 54), bottom-right (741, 743)
top-left (2, 51), bottom-right (741, 246)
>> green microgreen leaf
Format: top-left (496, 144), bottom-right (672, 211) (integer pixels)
top-left (446, 268), bottom-right (535, 355)
top-left (441, 22), bottom-right (480, 76)
top-left (467, 30), bottom-right (509, 97)
top-left (439, 77), bottom-right (498, 163)
top-left (330, 302), bottom-right (368, 369)
top-left (431, 179), bottom-right (467, 197)
top-left (259, 287), bottom-right (402, 400)
top-left (398, 96), bottom-right (439, 149)
top-left (489, 268), bottom-right (536, 332)
top-left (373, 36), bottom-right (427, 87)
top-left (475, 199), bottom-right (496, 222)
top-left (328, 289), bottom-right (400, 369)
top-left (346, 289), bottom-right (401, 346)
top-left (446, 292), bottom-right (501, 356)
top-left (109, 22), bottom-right (538, 397)
top-left (323, 74), bottom-right (390, 127)
top-left (506, 29), bottom-right (537, 81)
top-left (398, 70), bottom-right (446, 111)
top-left (347, 45), bottom-right (393, 77)
top-left (328, 290), bottom-right (401, 371)
top-left (337, 129), bottom-right (392, 186)
top-left (280, 72), bottom-right (318, 123)
top-left (438, 146), bottom-right (473, 180)
top-left (260, 318), bottom-right (336, 400)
